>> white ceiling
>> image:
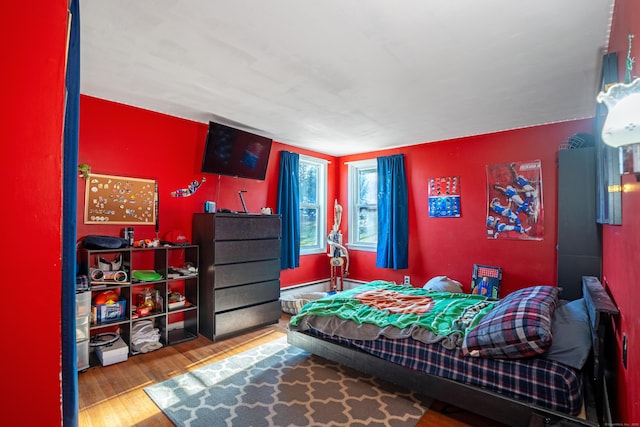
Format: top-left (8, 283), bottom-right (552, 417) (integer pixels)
top-left (80, 0), bottom-right (614, 156)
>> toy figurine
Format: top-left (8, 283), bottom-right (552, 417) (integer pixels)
top-left (327, 199), bottom-right (349, 292)
top-left (171, 177), bottom-right (206, 197)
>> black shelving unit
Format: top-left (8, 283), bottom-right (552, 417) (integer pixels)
top-left (80, 244), bottom-right (199, 365)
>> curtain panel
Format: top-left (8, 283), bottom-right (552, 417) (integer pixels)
top-left (376, 154), bottom-right (408, 269)
top-left (277, 151), bottom-right (300, 269)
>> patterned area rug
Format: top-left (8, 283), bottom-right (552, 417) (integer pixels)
top-left (145, 336), bottom-right (432, 426)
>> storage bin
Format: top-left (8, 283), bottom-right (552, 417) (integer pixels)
top-left (94, 336), bottom-right (129, 366)
top-left (76, 315), bottom-right (89, 342)
top-left (77, 340), bottom-right (89, 371)
top-left (76, 291), bottom-right (91, 318)
top-left (92, 299), bottom-right (127, 324)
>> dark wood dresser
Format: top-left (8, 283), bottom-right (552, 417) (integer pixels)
top-left (192, 212), bottom-right (282, 341)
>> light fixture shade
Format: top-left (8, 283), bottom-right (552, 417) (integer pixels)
top-left (597, 77), bottom-right (640, 147)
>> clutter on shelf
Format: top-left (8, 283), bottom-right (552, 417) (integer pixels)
top-left (130, 320), bottom-right (163, 354)
top-left (168, 291), bottom-right (186, 310)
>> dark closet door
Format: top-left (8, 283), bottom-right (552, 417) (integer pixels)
top-left (557, 147), bottom-right (602, 300)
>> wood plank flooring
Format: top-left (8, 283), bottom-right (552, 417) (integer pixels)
top-left (78, 314), bottom-right (503, 426)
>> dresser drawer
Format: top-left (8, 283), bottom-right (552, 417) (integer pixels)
top-left (214, 214), bottom-right (281, 240)
top-left (214, 239), bottom-right (280, 264)
top-left (214, 300), bottom-right (281, 338)
top-left (215, 280), bottom-right (280, 312)
top-left (214, 259), bottom-right (280, 288)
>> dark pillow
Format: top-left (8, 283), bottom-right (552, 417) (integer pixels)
top-left (462, 285), bottom-right (559, 359)
top-left (543, 298), bottom-right (592, 369)
top-left (82, 235), bottom-right (128, 250)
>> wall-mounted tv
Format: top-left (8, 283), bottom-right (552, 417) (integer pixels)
top-left (201, 121), bottom-right (273, 180)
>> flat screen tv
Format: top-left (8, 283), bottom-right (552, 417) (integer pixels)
top-left (201, 121), bottom-right (273, 180)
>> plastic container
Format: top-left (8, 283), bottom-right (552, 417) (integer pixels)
top-left (76, 291), bottom-right (91, 318)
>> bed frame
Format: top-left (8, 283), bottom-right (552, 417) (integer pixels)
top-left (287, 276), bottom-right (619, 427)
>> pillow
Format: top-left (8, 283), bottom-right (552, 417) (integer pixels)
top-left (543, 298), bottom-right (592, 369)
top-left (82, 235), bottom-right (128, 250)
top-left (423, 276), bottom-right (464, 293)
top-left (462, 285), bottom-right (559, 359)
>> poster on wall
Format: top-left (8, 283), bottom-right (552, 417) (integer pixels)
top-left (486, 161), bottom-right (543, 240)
top-left (428, 176), bottom-right (461, 218)
top-left (84, 173), bottom-right (157, 225)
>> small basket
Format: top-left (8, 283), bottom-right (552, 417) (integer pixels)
top-left (280, 292), bottom-right (328, 315)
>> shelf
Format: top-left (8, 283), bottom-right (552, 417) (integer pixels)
top-left (168, 328), bottom-right (198, 344)
top-left (81, 244), bottom-right (199, 366)
top-left (90, 317), bottom-right (129, 330)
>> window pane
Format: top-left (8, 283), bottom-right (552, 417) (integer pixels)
top-left (300, 207), bottom-right (318, 246)
top-left (348, 160), bottom-right (378, 249)
top-left (299, 155), bottom-right (326, 254)
top-left (358, 206), bottom-right (377, 243)
top-left (359, 169), bottom-right (377, 204)
top-left (299, 163), bottom-right (318, 204)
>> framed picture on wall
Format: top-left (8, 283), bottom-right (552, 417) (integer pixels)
top-left (486, 161), bottom-right (543, 240)
top-left (428, 176), bottom-right (460, 218)
top-left (84, 173), bottom-right (157, 225)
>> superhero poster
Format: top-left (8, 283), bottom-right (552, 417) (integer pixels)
top-left (486, 160), bottom-right (543, 240)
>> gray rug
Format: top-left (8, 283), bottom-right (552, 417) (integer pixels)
top-left (145, 336), bottom-right (431, 426)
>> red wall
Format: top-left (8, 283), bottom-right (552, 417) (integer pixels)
top-left (338, 121), bottom-right (592, 295)
top-left (603, 174), bottom-right (640, 424)
top-left (18, 1), bottom-right (635, 423)
top-left (601, 0), bottom-right (640, 423)
top-left (78, 96), bottom-right (594, 298)
top-left (4, 1), bottom-right (68, 425)
top-left (77, 95), bottom-right (338, 288)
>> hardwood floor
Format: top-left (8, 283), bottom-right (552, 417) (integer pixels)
top-left (78, 314), bottom-right (503, 426)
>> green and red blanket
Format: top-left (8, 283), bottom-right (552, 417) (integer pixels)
top-left (289, 281), bottom-right (497, 348)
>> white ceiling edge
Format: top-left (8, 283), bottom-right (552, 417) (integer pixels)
top-left (79, 0), bottom-right (615, 156)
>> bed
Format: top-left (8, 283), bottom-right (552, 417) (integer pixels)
top-left (287, 276), bottom-right (618, 427)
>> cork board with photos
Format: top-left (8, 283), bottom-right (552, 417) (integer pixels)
top-left (84, 173), bottom-right (157, 225)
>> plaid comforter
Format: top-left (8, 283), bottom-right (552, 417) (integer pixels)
top-left (307, 329), bottom-right (583, 415)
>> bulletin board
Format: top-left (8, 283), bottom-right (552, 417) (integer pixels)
top-left (84, 173), bottom-right (157, 225)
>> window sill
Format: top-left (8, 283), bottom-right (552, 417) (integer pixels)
top-left (346, 243), bottom-right (376, 252)
top-left (300, 248), bottom-right (326, 256)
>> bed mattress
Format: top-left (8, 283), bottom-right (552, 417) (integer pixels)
top-left (305, 328), bottom-right (583, 415)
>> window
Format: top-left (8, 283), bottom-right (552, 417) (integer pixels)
top-left (348, 159), bottom-right (378, 251)
top-left (299, 155), bottom-right (327, 254)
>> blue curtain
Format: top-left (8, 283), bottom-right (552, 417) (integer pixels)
top-left (376, 154), bottom-right (408, 269)
top-left (277, 151), bottom-right (300, 269)
top-left (62, 1), bottom-right (80, 426)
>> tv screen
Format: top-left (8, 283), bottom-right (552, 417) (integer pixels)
top-left (201, 121), bottom-right (273, 180)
